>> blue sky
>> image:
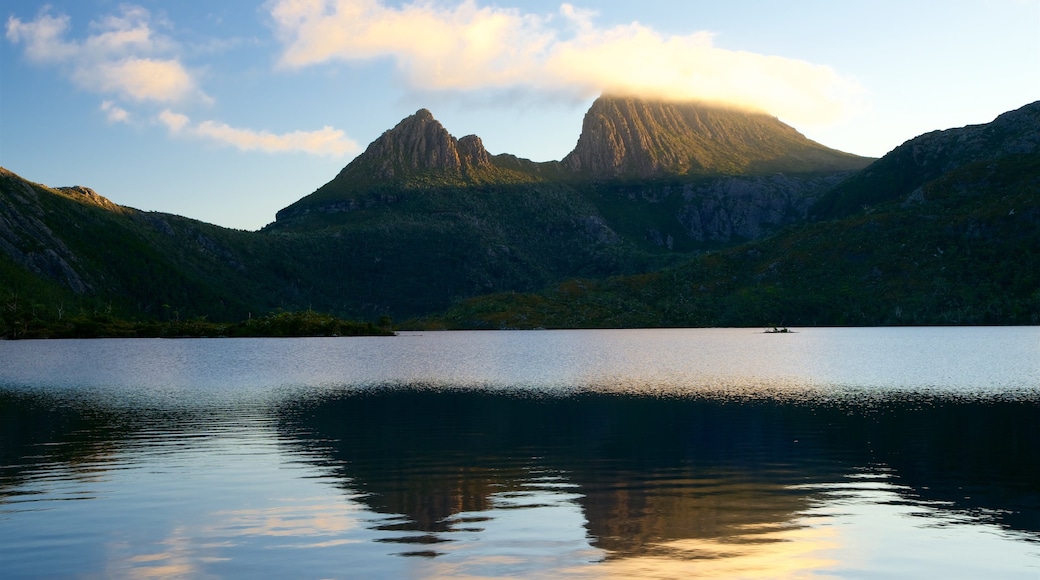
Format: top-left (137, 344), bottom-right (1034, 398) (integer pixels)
top-left (2, 1), bottom-right (1038, 230)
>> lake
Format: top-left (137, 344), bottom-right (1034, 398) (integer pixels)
top-left (1, 327), bottom-right (1038, 578)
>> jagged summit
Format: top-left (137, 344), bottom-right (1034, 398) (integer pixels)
top-left (561, 96), bottom-right (871, 178)
top-left (275, 97), bottom-right (874, 224)
top-left (275, 108), bottom-right (543, 222)
top-left (350, 108), bottom-right (492, 179)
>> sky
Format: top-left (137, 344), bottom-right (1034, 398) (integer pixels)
top-left (2, 1), bottom-right (1038, 231)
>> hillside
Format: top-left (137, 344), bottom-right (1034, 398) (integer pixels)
top-left (257, 98), bottom-right (870, 317)
top-left (0, 168), bottom-right (296, 322)
top-left (418, 105), bottom-right (1040, 329)
top-left (261, 99), bottom-right (867, 314)
top-left (3, 98), bottom-right (1035, 332)
top-left (812, 101), bottom-right (1040, 219)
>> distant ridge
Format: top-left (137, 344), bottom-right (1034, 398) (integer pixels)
top-left (812, 100), bottom-right (1040, 219)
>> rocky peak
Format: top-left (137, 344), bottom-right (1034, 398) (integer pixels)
top-left (351, 108), bottom-right (491, 180)
top-left (458, 134), bottom-right (491, 168)
top-left (562, 96), bottom-right (870, 178)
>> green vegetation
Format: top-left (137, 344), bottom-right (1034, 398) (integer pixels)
top-left (0, 305), bottom-right (394, 340)
top-left (415, 155), bottom-right (1040, 329)
top-left (2, 101), bottom-right (1036, 331)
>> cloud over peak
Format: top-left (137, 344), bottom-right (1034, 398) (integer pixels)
top-left (267, 0), bottom-right (864, 126)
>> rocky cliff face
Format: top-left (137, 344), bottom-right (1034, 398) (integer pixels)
top-left (675, 173), bottom-right (848, 243)
top-left (561, 96), bottom-right (871, 178)
top-left (274, 98), bottom-right (867, 244)
top-left (341, 108), bottom-right (492, 181)
top-left (274, 99), bottom-right (872, 226)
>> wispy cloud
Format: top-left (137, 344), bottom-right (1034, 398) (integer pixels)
top-left (266, 0), bottom-right (865, 125)
top-left (6, 5), bottom-right (202, 103)
top-left (159, 110), bottom-right (357, 156)
top-left (101, 100), bottom-right (130, 123)
top-left (7, 5), bottom-right (356, 157)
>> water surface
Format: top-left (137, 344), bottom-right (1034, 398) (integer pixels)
top-left (1, 327), bottom-right (1038, 578)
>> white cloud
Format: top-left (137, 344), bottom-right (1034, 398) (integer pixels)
top-left (266, 0), bottom-right (865, 126)
top-left (158, 111), bottom-right (357, 156)
top-left (5, 10), bottom-right (76, 63)
top-left (158, 110), bottom-right (191, 133)
top-left (6, 5), bottom-right (203, 104)
top-left (268, 0), bottom-right (551, 87)
top-left (87, 58), bottom-right (196, 102)
top-left (101, 100), bottom-right (130, 123)
top-left (7, 4), bottom-right (354, 158)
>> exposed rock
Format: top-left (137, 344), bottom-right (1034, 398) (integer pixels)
top-left (365, 108), bottom-right (460, 177)
top-left (676, 174), bottom-right (846, 242)
top-left (140, 213), bottom-right (177, 236)
top-left (457, 134), bottom-right (492, 170)
top-left (902, 187), bottom-right (926, 207)
top-left (561, 96), bottom-right (872, 178)
top-left (275, 110), bottom-right (504, 223)
top-left (349, 108), bottom-right (492, 180)
top-left (27, 248), bottom-right (91, 294)
top-left (57, 185), bottom-right (123, 213)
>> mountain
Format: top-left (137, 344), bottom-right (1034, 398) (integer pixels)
top-left (275, 109), bottom-right (552, 223)
top-left (258, 99), bottom-right (867, 320)
top-left (354, 108), bottom-right (493, 177)
top-left (422, 102), bottom-right (1040, 328)
top-left (3, 98), bottom-right (1035, 334)
top-left (0, 167), bottom-right (302, 327)
top-left (275, 96), bottom-right (871, 227)
top-left (561, 96), bottom-right (871, 178)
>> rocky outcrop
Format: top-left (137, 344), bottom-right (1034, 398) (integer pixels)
top-left (457, 134), bottom-right (492, 169)
top-left (57, 185), bottom-right (124, 213)
top-left (675, 174), bottom-right (847, 242)
top-left (347, 108), bottom-right (492, 180)
top-left (561, 96), bottom-right (872, 178)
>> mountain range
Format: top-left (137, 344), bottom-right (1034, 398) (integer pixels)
top-left (2, 96), bottom-right (1037, 336)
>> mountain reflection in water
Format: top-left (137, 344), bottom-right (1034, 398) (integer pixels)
top-left (1, 329), bottom-right (1038, 578)
top-left (275, 388), bottom-right (1040, 562)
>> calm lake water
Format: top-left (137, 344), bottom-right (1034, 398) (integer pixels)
top-left (1, 327), bottom-right (1038, 578)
